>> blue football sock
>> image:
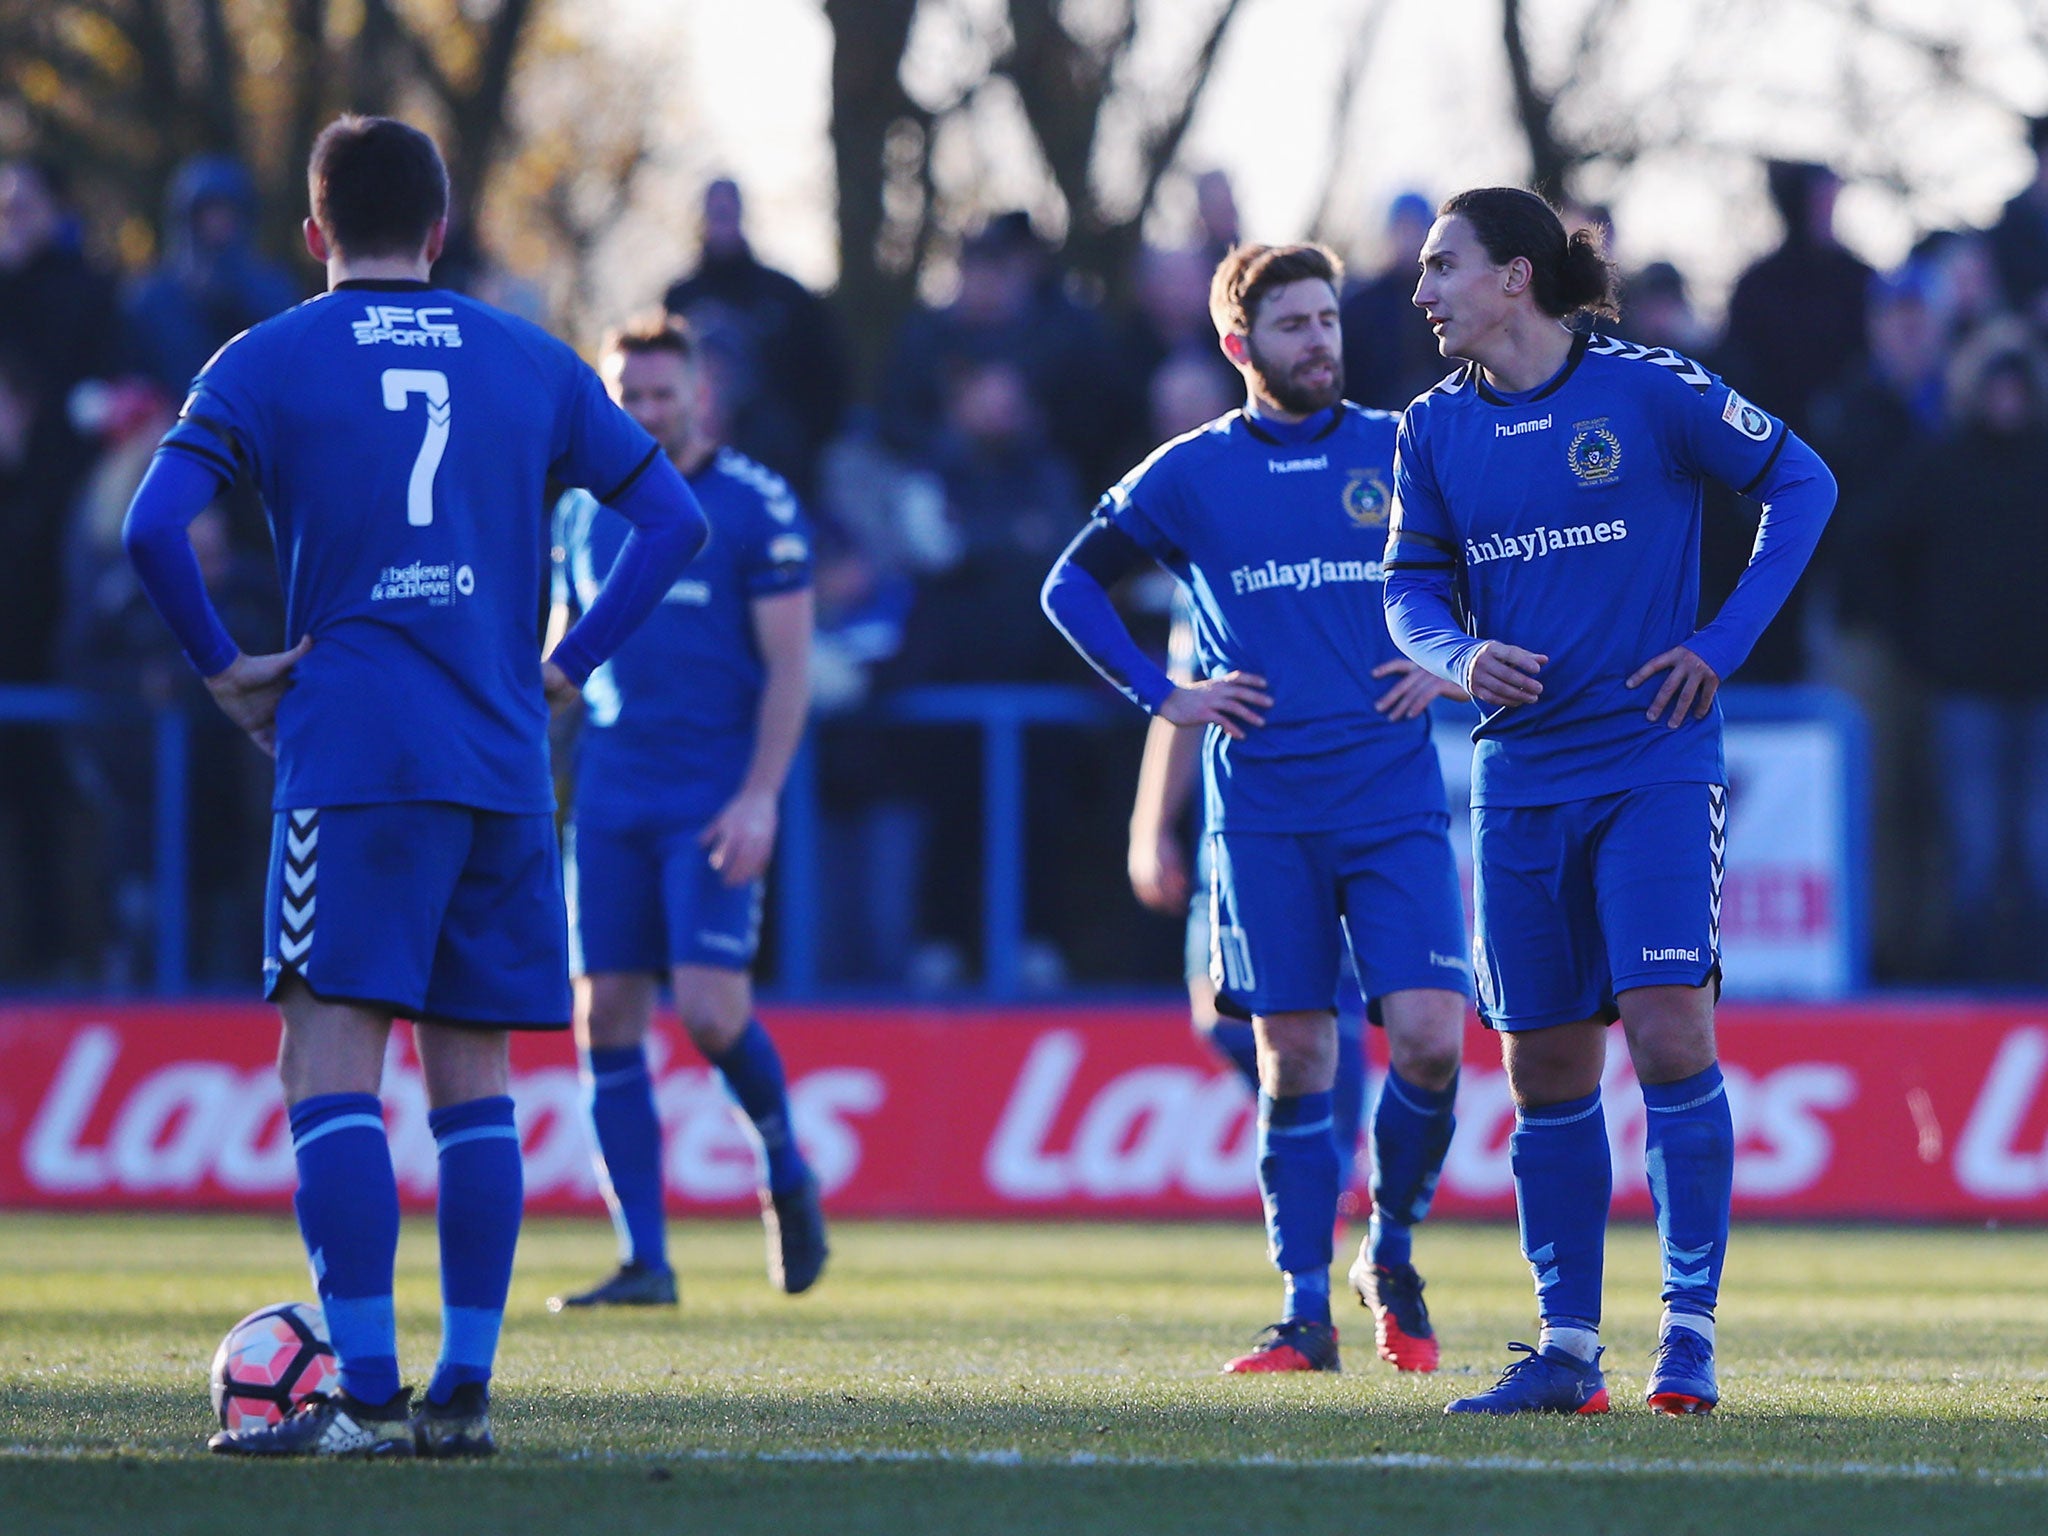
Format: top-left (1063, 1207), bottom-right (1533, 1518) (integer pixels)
top-left (711, 1020), bottom-right (810, 1195)
top-left (1641, 1063), bottom-right (1733, 1320)
top-left (1368, 1068), bottom-right (1459, 1270)
top-left (427, 1095), bottom-right (523, 1406)
top-left (1511, 1087), bottom-right (1610, 1328)
top-left (1331, 1023), bottom-right (1368, 1194)
top-left (584, 1044), bottom-right (669, 1270)
top-left (1259, 1089), bottom-right (1339, 1324)
top-left (1283, 1268), bottom-right (1332, 1327)
top-left (290, 1092), bottom-right (400, 1405)
top-left (1205, 1020), bottom-right (1262, 1095)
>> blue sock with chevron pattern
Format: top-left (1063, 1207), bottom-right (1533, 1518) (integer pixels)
top-left (1510, 1087), bottom-right (1609, 1332)
top-left (1641, 1063), bottom-right (1731, 1325)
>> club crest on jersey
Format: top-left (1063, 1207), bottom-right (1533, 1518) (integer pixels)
top-left (1342, 467), bottom-right (1391, 528)
top-left (352, 305), bottom-right (462, 348)
top-left (1567, 417), bottom-right (1622, 486)
top-left (1721, 391), bottom-right (1772, 442)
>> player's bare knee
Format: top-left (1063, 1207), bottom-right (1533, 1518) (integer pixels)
top-left (1388, 1032), bottom-right (1462, 1093)
top-left (581, 973), bottom-right (656, 1052)
top-left (416, 1023), bottom-right (511, 1108)
top-left (1381, 989), bottom-right (1466, 1090)
top-left (275, 986), bottom-right (391, 1104)
top-left (1620, 985), bottom-right (1718, 1085)
top-left (673, 965), bottom-right (750, 1056)
top-left (1501, 1020), bottom-right (1606, 1109)
top-left (1253, 1010), bottom-right (1338, 1096)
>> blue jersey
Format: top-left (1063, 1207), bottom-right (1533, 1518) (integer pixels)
top-left (555, 447), bottom-right (813, 830)
top-left (1387, 332), bottom-right (1794, 807)
top-left (160, 280), bottom-right (660, 813)
top-left (1095, 404), bottom-right (1446, 834)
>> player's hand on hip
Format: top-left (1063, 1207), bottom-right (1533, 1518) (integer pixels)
top-left (203, 635), bottom-right (312, 757)
top-left (1627, 644), bottom-right (1719, 727)
top-left (1371, 657), bottom-right (1468, 720)
top-left (1128, 822), bottom-right (1189, 913)
top-left (1464, 641), bottom-right (1546, 709)
top-left (700, 787), bottom-right (778, 887)
top-left (1157, 671), bottom-right (1272, 741)
top-left (541, 660), bottom-right (581, 715)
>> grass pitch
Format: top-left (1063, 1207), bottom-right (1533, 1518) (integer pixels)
top-left (3, 1213), bottom-right (2046, 1533)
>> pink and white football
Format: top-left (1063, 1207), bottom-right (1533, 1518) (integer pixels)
top-left (209, 1301), bottom-right (340, 1432)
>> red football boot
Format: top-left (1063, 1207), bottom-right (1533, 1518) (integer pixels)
top-left (1220, 1320), bottom-right (1341, 1374)
top-left (1348, 1255), bottom-right (1440, 1372)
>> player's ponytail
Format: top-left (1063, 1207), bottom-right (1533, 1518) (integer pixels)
top-left (1441, 187), bottom-right (1619, 322)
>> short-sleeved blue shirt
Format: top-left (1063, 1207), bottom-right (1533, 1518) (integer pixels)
top-left (554, 447), bottom-right (813, 829)
top-left (159, 280), bottom-right (660, 813)
top-left (1388, 332), bottom-right (1789, 807)
top-left (1095, 404), bottom-right (1447, 834)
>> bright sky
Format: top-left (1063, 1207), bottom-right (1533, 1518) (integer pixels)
top-left (583, 0), bottom-right (2048, 322)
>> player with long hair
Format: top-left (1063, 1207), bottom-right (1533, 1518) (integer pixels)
top-left (1385, 188), bottom-right (1836, 1414)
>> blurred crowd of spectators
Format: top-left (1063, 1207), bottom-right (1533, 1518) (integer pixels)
top-left (4, 141), bottom-right (2046, 991)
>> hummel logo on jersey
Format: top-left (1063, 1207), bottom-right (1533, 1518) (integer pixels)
top-left (1464, 521), bottom-right (1628, 566)
top-left (1643, 946), bottom-right (1702, 963)
top-left (1267, 455), bottom-right (1328, 474)
top-left (1230, 556), bottom-right (1384, 595)
top-left (1494, 415), bottom-right (1553, 439)
top-left (352, 305), bottom-right (463, 348)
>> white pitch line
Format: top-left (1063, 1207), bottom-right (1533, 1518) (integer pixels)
top-left (686, 1445), bottom-right (2048, 1484)
top-left (4, 1441), bottom-right (2044, 1484)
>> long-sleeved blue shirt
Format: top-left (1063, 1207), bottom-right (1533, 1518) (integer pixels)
top-left (1384, 331), bottom-right (1837, 807)
top-left (122, 277), bottom-right (707, 813)
top-left (1044, 404), bottom-right (1447, 834)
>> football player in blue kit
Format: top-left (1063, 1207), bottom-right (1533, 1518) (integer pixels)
top-left (123, 117), bottom-right (709, 1457)
top-left (1126, 594), bottom-right (1373, 1288)
top-left (547, 315), bottom-right (826, 1309)
top-left (1045, 244), bottom-right (1471, 1375)
top-left (1384, 189), bottom-right (1836, 1415)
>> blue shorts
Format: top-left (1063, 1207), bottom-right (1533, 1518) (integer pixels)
top-left (262, 804), bottom-right (572, 1030)
top-left (1207, 813), bottom-right (1472, 1021)
top-left (1471, 782), bottom-right (1726, 1032)
top-left (565, 821), bottom-right (765, 976)
top-left (1187, 835), bottom-right (1367, 1023)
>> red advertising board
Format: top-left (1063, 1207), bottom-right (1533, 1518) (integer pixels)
top-left (4, 1000), bottom-right (2047, 1220)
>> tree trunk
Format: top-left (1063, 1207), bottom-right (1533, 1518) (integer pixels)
top-left (1501, 0), bottom-right (1573, 196)
top-left (824, 0), bottom-right (925, 392)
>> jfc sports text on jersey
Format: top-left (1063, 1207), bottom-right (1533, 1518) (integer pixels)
top-left (159, 280), bottom-right (660, 814)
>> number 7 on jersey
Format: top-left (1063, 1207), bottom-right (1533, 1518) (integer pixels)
top-left (382, 368), bottom-right (451, 526)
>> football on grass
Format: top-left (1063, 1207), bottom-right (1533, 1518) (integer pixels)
top-left (209, 1302), bottom-right (339, 1432)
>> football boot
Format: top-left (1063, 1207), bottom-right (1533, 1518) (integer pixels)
top-left (546, 1261), bottom-right (678, 1311)
top-left (1645, 1328), bottom-right (1719, 1415)
top-left (1445, 1342), bottom-right (1609, 1415)
top-left (1348, 1255), bottom-right (1440, 1372)
top-left (208, 1387), bottom-right (415, 1457)
top-left (1220, 1319), bottom-right (1341, 1374)
top-left (413, 1380), bottom-right (498, 1458)
top-left (763, 1178), bottom-right (830, 1295)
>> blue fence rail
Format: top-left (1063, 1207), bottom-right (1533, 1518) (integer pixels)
top-left (777, 685), bottom-right (1118, 998)
top-left (0, 681), bottom-right (1866, 1002)
top-left (0, 686), bottom-right (191, 992)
